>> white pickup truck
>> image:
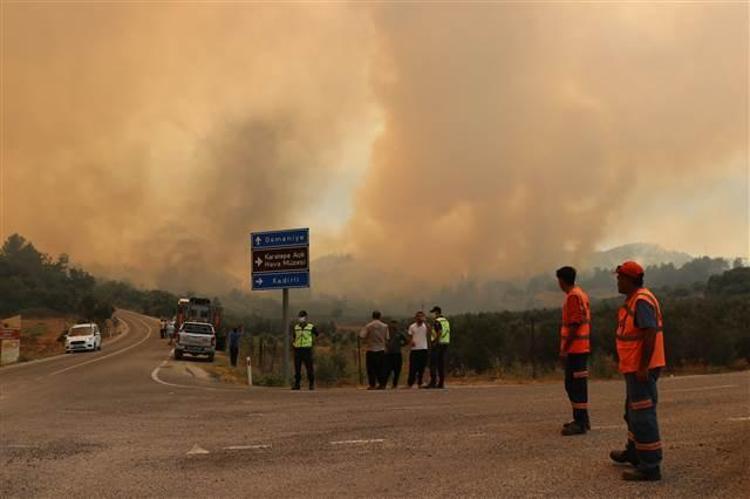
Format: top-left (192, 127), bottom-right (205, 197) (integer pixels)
top-left (174, 321), bottom-right (216, 362)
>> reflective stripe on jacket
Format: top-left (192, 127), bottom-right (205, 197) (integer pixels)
top-left (560, 286), bottom-right (591, 354)
top-left (616, 288), bottom-right (665, 373)
top-left (293, 323), bottom-right (315, 349)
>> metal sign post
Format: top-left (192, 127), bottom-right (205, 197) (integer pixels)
top-left (250, 228), bottom-right (310, 386)
top-left (282, 288), bottom-right (290, 384)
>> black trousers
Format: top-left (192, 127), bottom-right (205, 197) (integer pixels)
top-left (564, 353), bottom-right (590, 426)
top-left (366, 350), bottom-right (386, 388)
top-left (623, 369), bottom-right (662, 471)
top-left (384, 353), bottom-right (402, 388)
top-left (429, 344), bottom-right (448, 387)
top-left (408, 350), bottom-right (428, 387)
top-left (229, 346), bottom-right (239, 367)
top-left (294, 347), bottom-right (314, 388)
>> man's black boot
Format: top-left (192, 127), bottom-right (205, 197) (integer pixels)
top-left (610, 449), bottom-right (639, 466)
top-left (561, 422), bottom-right (587, 436)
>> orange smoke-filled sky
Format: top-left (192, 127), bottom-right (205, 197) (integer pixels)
top-left (2, 1), bottom-right (748, 295)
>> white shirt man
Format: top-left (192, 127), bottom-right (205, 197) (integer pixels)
top-left (407, 311), bottom-right (430, 388)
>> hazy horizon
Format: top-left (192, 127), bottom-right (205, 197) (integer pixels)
top-left (3, 2), bottom-right (748, 298)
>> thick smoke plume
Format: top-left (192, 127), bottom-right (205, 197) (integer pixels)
top-left (3, 3), bottom-right (375, 292)
top-left (3, 2), bottom-right (747, 300)
top-left (345, 2), bottom-right (747, 294)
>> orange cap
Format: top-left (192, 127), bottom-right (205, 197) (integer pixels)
top-left (616, 260), bottom-right (644, 278)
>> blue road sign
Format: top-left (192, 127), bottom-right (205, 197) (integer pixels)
top-left (251, 228), bottom-right (309, 250)
top-left (251, 271), bottom-right (310, 290)
top-left (251, 228), bottom-right (310, 291)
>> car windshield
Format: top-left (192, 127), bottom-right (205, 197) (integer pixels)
top-left (69, 326), bottom-right (93, 337)
top-left (182, 323), bottom-right (213, 335)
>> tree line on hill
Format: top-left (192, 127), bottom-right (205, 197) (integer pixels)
top-left (446, 268), bottom-right (750, 378)
top-left (2, 233), bottom-right (747, 378)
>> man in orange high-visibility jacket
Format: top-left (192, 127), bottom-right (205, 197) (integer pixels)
top-left (610, 261), bottom-right (666, 482)
top-left (556, 266), bottom-right (592, 436)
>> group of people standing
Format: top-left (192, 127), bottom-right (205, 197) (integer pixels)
top-left (290, 306), bottom-right (451, 391)
top-left (285, 258), bottom-right (666, 482)
top-left (359, 306), bottom-right (450, 390)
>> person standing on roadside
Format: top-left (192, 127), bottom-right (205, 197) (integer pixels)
top-left (610, 261), bottom-right (666, 482)
top-left (359, 311), bottom-right (389, 390)
top-left (166, 320), bottom-right (176, 345)
top-left (407, 311), bottom-right (430, 388)
top-left (556, 266), bottom-right (592, 436)
top-left (228, 326), bottom-right (242, 367)
top-left (384, 320), bottom-right (407, 389)
top-left (426, 306), bottom-right (450, 389)
top-left (292, 310), bottom-right (318, 391)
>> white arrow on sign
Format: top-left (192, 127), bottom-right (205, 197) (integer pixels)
top-left (255, 236), bottom-right (262, 245)
top-left (255, 278), bottom-right (263, 286)
top-left (255, 257), bottom-right (263, 267)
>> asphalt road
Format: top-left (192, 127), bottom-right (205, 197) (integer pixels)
top-left (1, 311), bottom-right (748, 497)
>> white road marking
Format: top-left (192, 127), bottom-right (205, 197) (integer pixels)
top-left (186, 444), bottom-right (210, 455)
top-left (727, 416), bottom-right (750, 422)
top-left (150, 360), bottom-right (180, 387)
top-left (2, 444), bottom-right (35, 449)
top-left (150, 351), bottom-right (237, 392)
top-left (50, 315), bottom-right (152, 376)
top-left (330, 439), bottom-right (385, 446)
top-left (224, 444), bottom-right (271, 450)
top-left (591, 425), bottom-right (626, 430)
top-left (664, 384), bottom-right (737, 393)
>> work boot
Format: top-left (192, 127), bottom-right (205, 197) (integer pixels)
top-left (622, 468), bottom-right (661, 482)
top-left (610, 449), bottom-right (639, 466)
top-left (309, 385), bottom-right (315, 391)
top-left (564, 420), bottom-right (592, 431)
top-left (291, 385), bottom-right (301, 391)
top-left (561, 422), bottom-right (587, 436)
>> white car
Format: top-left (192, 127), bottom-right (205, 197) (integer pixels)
top-left (65, 323), bottom-right (102, 353)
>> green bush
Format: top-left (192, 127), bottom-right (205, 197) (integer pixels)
top-left (253, 372), bottom-right (286, 387)
top-left (315, 350), bottom-right (350, 386)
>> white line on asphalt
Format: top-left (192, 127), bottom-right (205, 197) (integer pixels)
top-left (224, 444), bottom-right (271, 450)
top-left (727, 416), bottom-right (750, 422)
top-left (186, 444), bottom-right (210, 455)
top-left (49, 315), bottom-right (152, 376)
top-left (330, 439), bottom-right (385, 445)
top-left (664, 384), bottom-right (737, 393)
top-left (591, 425), bottom-right (626, 430)
top-left (150, 351), bottom-right (237, 392)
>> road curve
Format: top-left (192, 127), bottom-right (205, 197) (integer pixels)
top-left (1, 312), bottom-right (748, 497)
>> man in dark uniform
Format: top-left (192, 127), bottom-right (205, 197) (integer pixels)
top-left (291, 310), bottom-right (318, 391)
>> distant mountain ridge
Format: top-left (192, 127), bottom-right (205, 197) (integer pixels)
top-left (587, 243), bottom-right (693, 270)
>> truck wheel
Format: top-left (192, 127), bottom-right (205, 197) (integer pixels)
top-left (175, 351), bottom-right (183, 360)
top-left (208, 354), bottom-right (215, 363)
